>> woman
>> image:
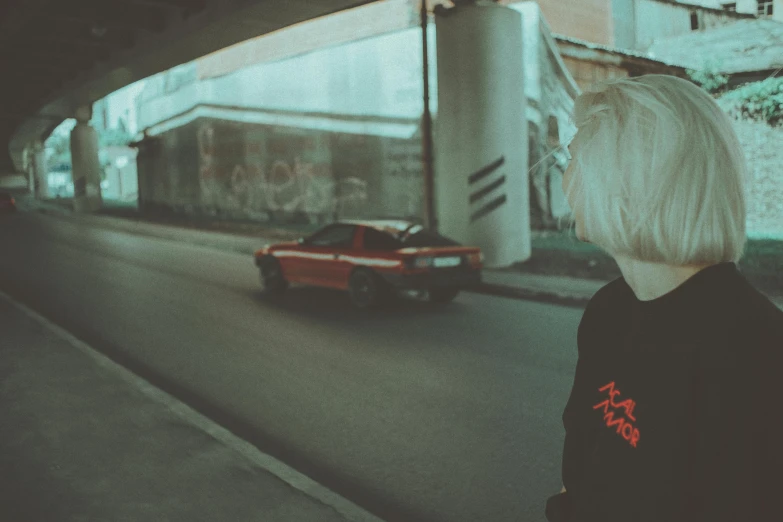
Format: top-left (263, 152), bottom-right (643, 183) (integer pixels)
top-left (545, 74), bottom-right (782, 522)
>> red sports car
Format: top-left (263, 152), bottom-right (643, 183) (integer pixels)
top-left (253, 220), bottom-right (483, 309)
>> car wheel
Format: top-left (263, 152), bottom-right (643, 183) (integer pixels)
top-left (348, 269), bottom-right (385, 310)
top-left (429, 287), bottom-right (460, 304)
top-left (258, 256), bottom-right (288, 296)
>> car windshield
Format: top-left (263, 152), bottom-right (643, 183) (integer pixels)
top-left (399, 225), bottom-right (461, 247)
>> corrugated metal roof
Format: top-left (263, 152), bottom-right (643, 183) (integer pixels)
top-left (646, 19), bottom-right (783, 74)
top-left (552, 33), bottom-right (686, 69)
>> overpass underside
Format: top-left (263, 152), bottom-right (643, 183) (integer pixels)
top-left (2, 0), bottom-right (378, 173)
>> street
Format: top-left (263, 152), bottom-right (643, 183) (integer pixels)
top-left (0, 211), bottom-right (584, 522)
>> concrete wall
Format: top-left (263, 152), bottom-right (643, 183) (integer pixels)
top-left (732, 118), bottom-right (783, 239)
top-left (611, 0), bottom-right (637, 48)
top-left (136, 124), bottom-right (200, 215)
top-left (137, 115), bottom-right (423, 223)
top-left (505, 0), bottom-right (615, 45)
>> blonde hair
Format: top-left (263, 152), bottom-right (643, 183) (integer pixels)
top-left (561, 74), bottom-right (748, 264)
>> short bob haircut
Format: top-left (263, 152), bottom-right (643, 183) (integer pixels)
top-left (562, 74), bottom-right (748, 265)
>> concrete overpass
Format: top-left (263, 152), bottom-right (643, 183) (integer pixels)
top-left (0, 0), bottom-right (377, 174)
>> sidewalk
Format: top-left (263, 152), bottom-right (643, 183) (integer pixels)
top-left (0, 291), bottom-right (384, 522)
top-left (26, 197), bottom-right (783, 311)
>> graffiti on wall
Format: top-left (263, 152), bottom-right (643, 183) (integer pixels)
top-left (383, 138), bottom-right (423, 218)
top-left (196, 122), bottom-right (368, 219)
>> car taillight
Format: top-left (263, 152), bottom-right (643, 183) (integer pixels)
top-left (468, 252), bottom-right (483, 266)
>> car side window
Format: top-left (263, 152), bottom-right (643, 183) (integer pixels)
top-left (363, 228), bottom-right (403, 251)
top-left (307, 225), bottom-right (356, 248)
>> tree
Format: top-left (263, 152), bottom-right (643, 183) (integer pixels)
top-left (686, 60), bottom-right (729, 95)
top-left (718, 77), bottom-right (783, 127)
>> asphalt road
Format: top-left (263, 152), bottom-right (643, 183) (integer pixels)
top-left (0, 210), bottom-right (585, 522)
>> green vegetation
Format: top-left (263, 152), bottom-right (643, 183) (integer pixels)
top-left (686, 60), bottom-right (729, 95)
top-left (687, 60), bottom-right (783, 127)
top-left (718, 77), bottom-right (783, 127)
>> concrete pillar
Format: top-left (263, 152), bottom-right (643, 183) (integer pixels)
top-left (31, 140), bottom-right (49, 199)
top-left (433, 1), bottom-right (530, 268)
top-left (70, 105), bottom-right (103, 212)
top-left (134, 132), bottom-right (159, 214)
top-left (24, 146), bottom-right (35, 194)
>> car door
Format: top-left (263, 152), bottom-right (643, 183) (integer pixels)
top-left (297, 224), bottom-right (358, 288)
top-left (359, 226), bottom-right (405, 279)
top-left (271, 241), bottom-right (306, 282)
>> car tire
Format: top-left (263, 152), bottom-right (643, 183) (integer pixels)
top-left (429, 287), bottom-right (460, 304)
top-left (258, 256), bottom-right (288, 296)
top-left (348, 268), bottom-right (386, 310)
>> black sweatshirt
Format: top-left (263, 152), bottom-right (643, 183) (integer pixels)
top-left (546, 262), bottom-right (783, 522)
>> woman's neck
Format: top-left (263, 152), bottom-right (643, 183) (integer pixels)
top-left (613, 255), bottom-right (717, 302)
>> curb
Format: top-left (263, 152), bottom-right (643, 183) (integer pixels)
top-left (471, 283), bottom-right (591, 308)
